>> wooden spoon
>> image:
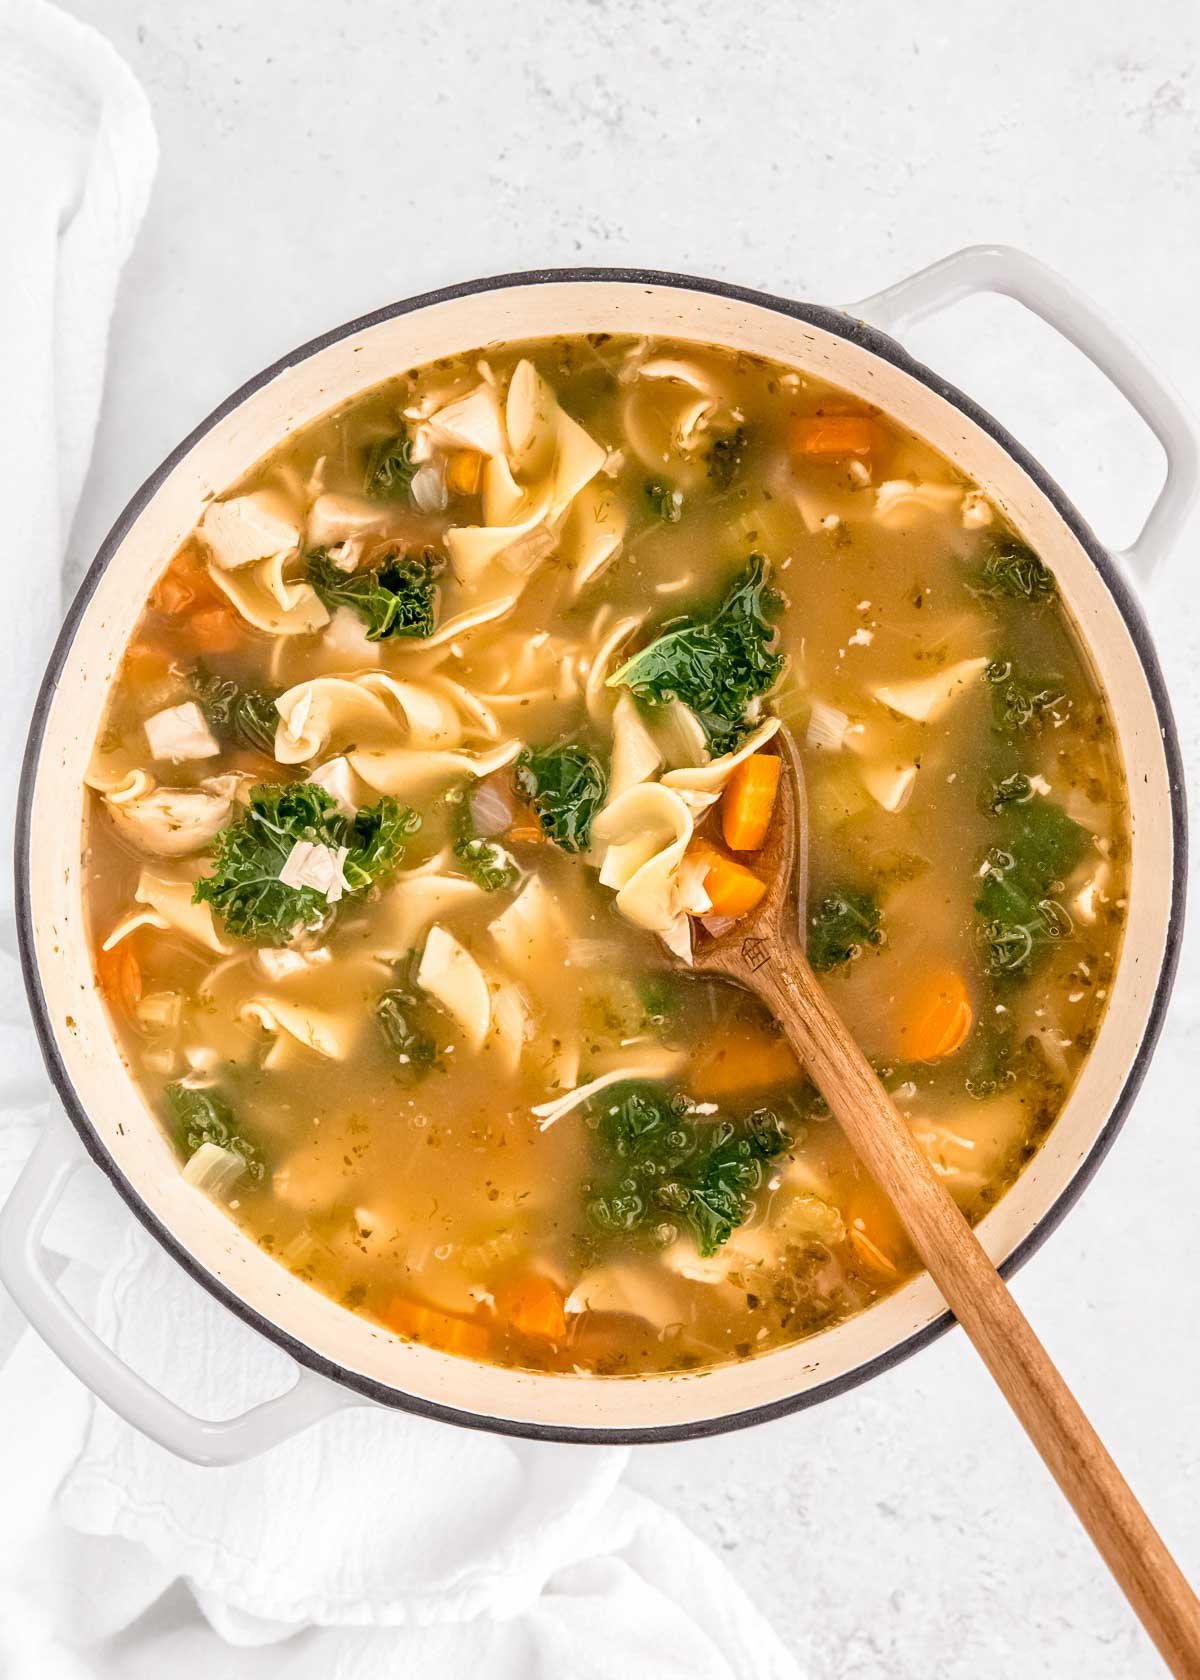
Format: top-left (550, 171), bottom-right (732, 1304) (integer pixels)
top-left (687, 726), bottom-right (1200, 1677)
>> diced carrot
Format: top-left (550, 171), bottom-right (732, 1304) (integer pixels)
top-left (96, 942), bottom-right (142, 1018)
top-left (495, 1272), bottom-right (567, 1341)
top-left (152, 572), bottom-right (199, 615)
top-left (122, 639), bottom-right (174, 686)
top-left (185, 606), bottom-right (244, 653)
top-left (383, 1295), bottom-right (491, 1360)
top-left (844, 1190), bottom-right (912, 1281)
top-left (153, 555), bottom-right (224, 617)
top-left (895, 970), bottom-right (974, 1062)
top-left (789, 415), bottom-right (875, 457)
top-left (506, 824), bottom-right (546, 844)
top-left (721, 753), bottom-right (781, 852)
top-left (848, 1226), bottom-right (900, 1279)
top-left (446, 450), bottom-right (484, 497)
top-left (690, 1025), bottom-right (801, 1098)
top-left (690, 840), bottom-right (767, 920)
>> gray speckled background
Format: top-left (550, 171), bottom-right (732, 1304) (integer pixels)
top-left (61, 3), bottom-right (1200, 1673)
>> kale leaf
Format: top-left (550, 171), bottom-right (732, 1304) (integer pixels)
top-left (707, 425), bottom-right (747, 491)
top-left (583, 1080), bottom-right (790, 1258)
top-left (376, 987), bottom-right (438, 1074)
top-left (193, 781), bottom-right (419, 945)
top-left (971, 537), bottom-right (1057, 602)
top-left (607, 555), bottom-right (784, 754)
top-left (164, 1083), bottom-right (265, 1182)
top-left (449, 796), bottom-right (519, 892)
top-left (985, 659), bottom-right (1068, 733)
top-left (808, 889), bottom-right (884, 971)
top-left (364, 430), bottom-right (417, 500)
top-left (454, 833), bottom-right (519, 892)
top-left (307, 547), bottom-right (443, 641)
top-left (635, 972), bottom-right (686, 1028)
top-left (984, 771), bottom-right (1034, 814)
top-left (975, 796), bottom-right (1090, 976)
top-left (644, 479), bottom-right (682, 522)
top-left (190, 666), bottom-right (279, 756)
top-left (515, 742), bottom-right (607, 852)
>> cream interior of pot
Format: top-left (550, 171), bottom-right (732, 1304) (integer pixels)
top-left (26, 281), bottom-right (1176, 1432)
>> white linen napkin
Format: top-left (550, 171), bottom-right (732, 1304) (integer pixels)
top-left (0, 6), bottom-right (800, 1677)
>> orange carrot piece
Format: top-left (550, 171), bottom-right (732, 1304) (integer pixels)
top-left (185, 606), bottom-right (244, 653)
top-left (96, 943), bottom-right (142, 1018)
top-left (690, 840), bottom-right (767, 919)
top-left (153, 555), bottom-right (225, 617)
top-left (844, 1191), bottom-right (912, 1281)
top-left (446, 450), bottom-right (484, 496)
top-left (506, 824), bottom-right (546, 845)
top-left (848, 1226), bottom-right (900, 1279)
top-left (122, 639), bottom-right (175, 686)
top-left (495, 1273), bottom-right (567, 1341)
top-left (690, 1025), bottom-right (801, 1098)
top-left (721, 753), bottom-right (781, 852)
top-left (152, 571), bottom-right (200, 615)
top-left (789, 415), bottom-right (874, 457)
top-left (383, 1296), bottom-right (491, 1360)
top-left (895, 970), bottom-right (974, 1062)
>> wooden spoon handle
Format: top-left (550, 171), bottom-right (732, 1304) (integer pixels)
top-left (751, 948), bottom-right (1200, 1678)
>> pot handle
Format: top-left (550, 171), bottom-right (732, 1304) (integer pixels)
top-left (0, 1119), bottom-right (356, 1465)
top-left (849, 244), bottom-right (1199, 582)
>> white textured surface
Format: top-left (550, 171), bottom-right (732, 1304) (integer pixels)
top-left (59, 3), bottom-right (1200, 1673)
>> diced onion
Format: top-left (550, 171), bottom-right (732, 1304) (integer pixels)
top-left (140, 1045), bottom-right (178, 1075)
top-left (183, 1141), bottom-right (247, 1198)
top-left (470, 777), bottom-right (515, 837)
top-left (859, 761), bottom-right (918, 814)
top-left (136, 990), bottom-right (182, 1030)
top-left (410, 460), bottom-right (448, 513)
top-left (806, 699), bottom-right (850, 752)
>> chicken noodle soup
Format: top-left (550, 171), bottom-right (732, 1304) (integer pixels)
top-left (84, 336), bottom-right (1128, 1376)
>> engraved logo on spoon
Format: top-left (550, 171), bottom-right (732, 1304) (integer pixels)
top-left (741, 936), bottom-right (770, 971)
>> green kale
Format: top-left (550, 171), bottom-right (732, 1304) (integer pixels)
top-left (644, 479), bottom-right (682, 522)
top-left (583, 1081), bottom-right (790, 1258)
top-left (971, 537), bottom-right (1056, 602)
top-left (607, 554), bottom-right (784, 754)
top-left (515, 742), bottom-right (607, 852)
top-left (193, 781), bottom-right (419, 945)
top-left (665, 1113), bottom-right (791, 1257)
top-left (191, 667), bottom-right (278, 756)
top-left (808, 889), bottom-right (884, 971)
top-left (962, 1017), bottom-right (1066, 1108)
top-left (454, 833), bottom-right (519, 892)
top-left (984, 771), bottom-right (1034, 814)
top-left (635, 972), bottom-right (686, 1028)
top-left (376, 987), bottom-right (438, 1074)
top-left (307, 547), bottom-right (443, 641)
top-left (707, 425), bottom-right (747, 491)
top-left (364, 430), bottom-right (417, 500)
top-left (985, 659), bottom-right (1068, 733)
top-left (164, 1083), bottom-right (265, 1182)
top-left (975, 796), bottom-right (1090, 976)
top-left (449, 796), bottom-right (519, 892)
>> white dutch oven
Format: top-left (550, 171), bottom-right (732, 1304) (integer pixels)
top-left (2, 246), bottom-right (1193, 1463)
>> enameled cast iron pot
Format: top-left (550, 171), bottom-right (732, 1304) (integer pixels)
top-left (2, 245), bottom-right (1193, 1463)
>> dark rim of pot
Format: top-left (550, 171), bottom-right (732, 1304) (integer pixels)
top-left (14, 267), bottom-right (1188, 1447)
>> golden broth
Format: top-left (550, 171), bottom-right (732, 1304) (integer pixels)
top-left (83, 335), bottom-right (1128, 1377)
